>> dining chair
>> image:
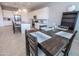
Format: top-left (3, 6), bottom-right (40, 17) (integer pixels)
top-left (62, 30), bottom-right (77, 56)
top-left (12, 21), bottom-right (15, 33)
top-left (25, 30), bottom-right (46, 56)
top-left (12, 21), bottom-right (21, 33)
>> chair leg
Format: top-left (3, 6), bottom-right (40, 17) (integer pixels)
top-left (13, 26), bottom-right (15, 33)
top-left (64, 52), bottom-right (68, 56)
top-left (64, 48), bottom-right (69, 56)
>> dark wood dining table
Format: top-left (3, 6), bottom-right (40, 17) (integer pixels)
top-left (25, 28), bottom-right (72, 56)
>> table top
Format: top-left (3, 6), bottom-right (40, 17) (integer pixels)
top-left (27, 28), bottom-right (72, 56)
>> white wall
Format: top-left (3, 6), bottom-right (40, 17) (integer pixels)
top-left (29, 7), bottom-right (49, 19)
top-left (21, 12), bottom-right (30, 23)
top-left (0, 6), bottom-right (4, 27)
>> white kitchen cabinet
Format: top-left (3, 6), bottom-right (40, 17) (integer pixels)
top-left (2, 10), bottom-right (14, 26)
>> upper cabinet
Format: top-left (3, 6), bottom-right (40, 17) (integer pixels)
top-left (29, 7), bottom-right (49, 19)
top-left (3, 10), bottom-right (13, 18)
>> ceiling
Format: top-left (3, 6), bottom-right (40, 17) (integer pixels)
top-left (0, 2), bottom-right (51, 11)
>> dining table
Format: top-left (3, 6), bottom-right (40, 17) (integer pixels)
top-left (25, 28), bottom-right (73, 56)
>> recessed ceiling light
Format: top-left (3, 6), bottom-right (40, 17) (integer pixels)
top-left (23, 9), bottom-right (27, 12)
top-left (22, 9), bottom-right (27, 12)
top-left (4, 3), bottom-right (8, 5)
top-left (18, 9), bottom-right (21, 12)
top-left (15, 11), bottom-right (19, 15)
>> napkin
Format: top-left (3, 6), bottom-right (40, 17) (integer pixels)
top-left (30, 31), bottom-right (51, 43)
top-left (55, 31), bottom-right (73, 39)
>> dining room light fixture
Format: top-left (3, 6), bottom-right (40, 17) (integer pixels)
top-left (15, 8), bottom-right (28, 14)
top-left (22, 9), bottom-right (28, 13)
top-left (4, 3), bottom-right (8, 5)
top-left (15, 11), bottom-right (19, 14)
top-left (18, 9), bottom-right (21, 12)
